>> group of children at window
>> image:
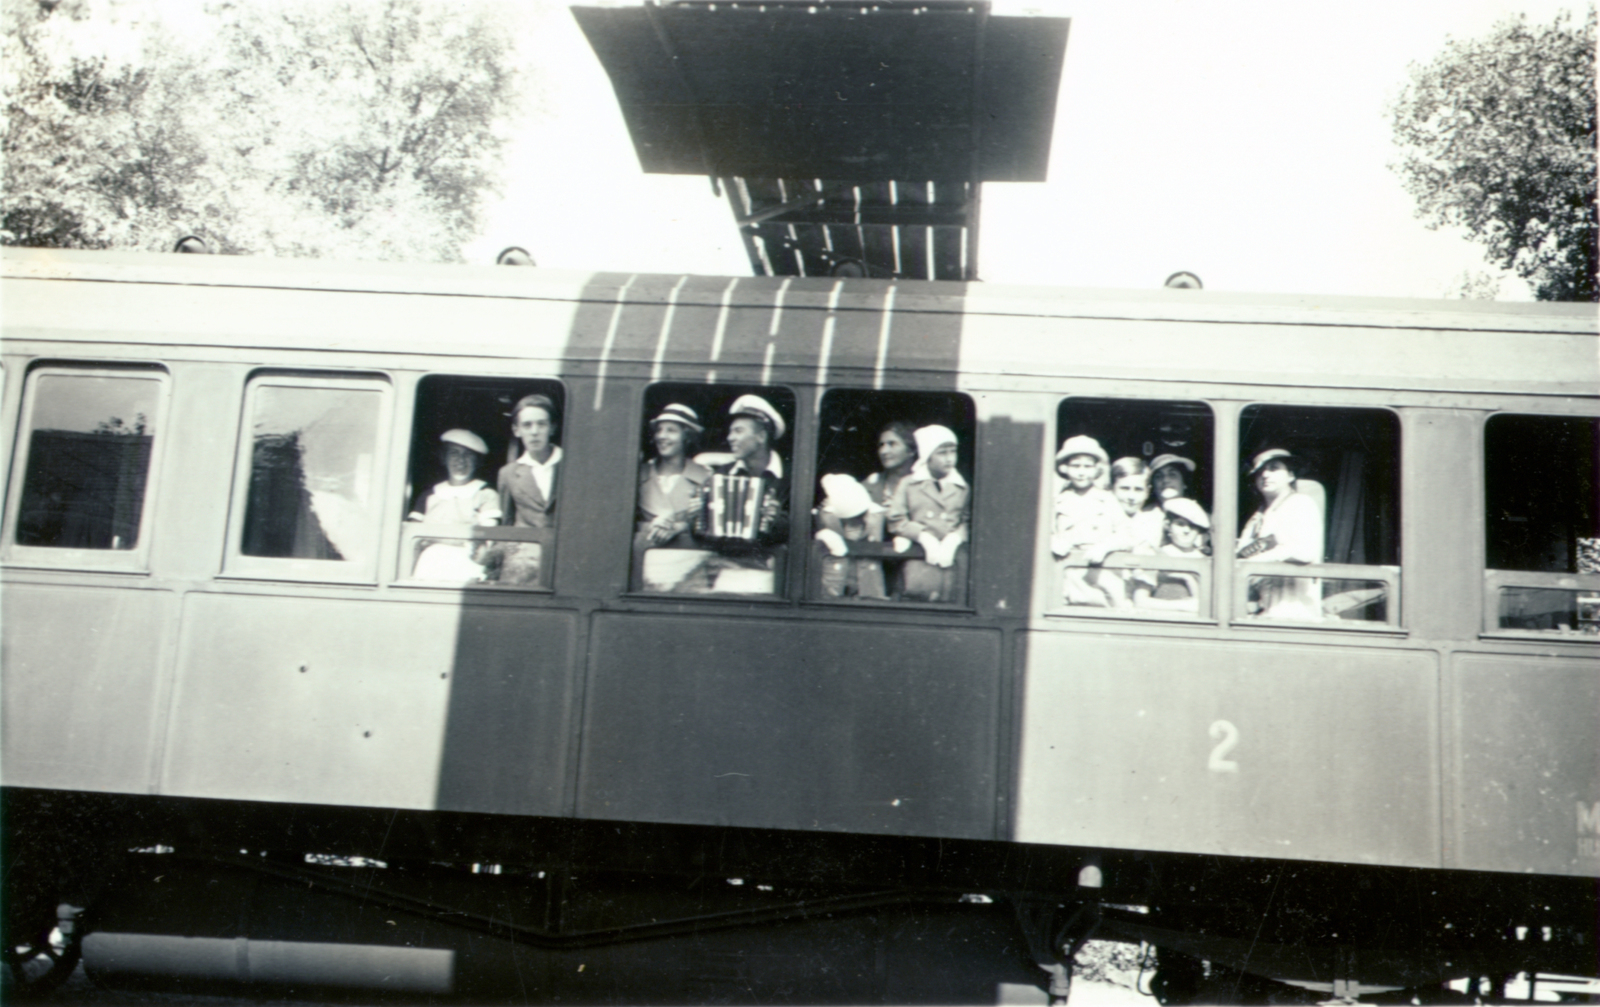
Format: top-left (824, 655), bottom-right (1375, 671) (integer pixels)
top-left (1051, 436), bottom-right (1326, 618)
top-left (1052, 437), bottom-right (1211, 612)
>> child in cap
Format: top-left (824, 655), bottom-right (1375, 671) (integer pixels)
top-left (1132, 497), bottom-right (1211, 613)
top-left (1051, 435), bottom-right (1128, 608)
top-left (887, 425), bottom-right (970, 604)
top-left (813, 473), bottom-right (887, 600)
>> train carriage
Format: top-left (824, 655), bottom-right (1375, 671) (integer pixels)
top-left (1, 247), bottom-right (1596, 1003)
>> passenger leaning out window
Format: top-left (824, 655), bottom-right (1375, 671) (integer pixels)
top-left (813, 473), bottom-right (888, 600)
top-left (1051, 435), bottom-right (1127, 608)
top-left (635, 403), bottom-right (712, 553)
top-left (409, 429), bottom-right (502, 526)
top-left (696, 395), bottom-right (790, 549)
top-left (1132, 497), bottom-right (1211, 613)
top-left (888, 425), bottom-right (970, 605)
top-left (1237, 447), bottom-right (1324, 619)
top-left (499, 394), bottom-right (560, 528)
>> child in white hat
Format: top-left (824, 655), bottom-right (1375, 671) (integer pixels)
top-left (1132, 497), bottom-right (1211, 613)
top-left (1051, 435), bottom-right (1128, 608)
top-left (813, 473), bottom-right (887, 600)
top-left (886, 425), bottom-right (970, 604)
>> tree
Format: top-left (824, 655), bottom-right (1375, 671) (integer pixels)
top-left (1390, 8), bottom-right (1597, 301)
top-left (1, 0), bottom-right (521, 261)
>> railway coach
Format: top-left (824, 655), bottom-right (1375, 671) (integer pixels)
top-left (2, 247), bottom-right (1596, 1003)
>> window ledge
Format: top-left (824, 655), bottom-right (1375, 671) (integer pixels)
top-left (1044, 608), bottom-right (1217, 627)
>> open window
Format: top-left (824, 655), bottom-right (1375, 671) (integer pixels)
top-left (1484, 414), bottom-right (1599, 636)
top-left (1235, 405), bottom-right (1400, 626)
top-left (5, 365), bottom-right (167, 569)
top-left (630, 383), bottom-right (795, 596)
top-left (398, 375), bottom-right (565, 589)
top-left (1050, 398), bottom-right (1214, 618)
top-left (809, 389), bottom-right (976, 605)
top-left (225, 372), bottom-right (391, 583)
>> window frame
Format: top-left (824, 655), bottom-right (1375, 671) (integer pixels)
top-left (391, 372), bottom-right (567, 593)
top-left (802, 386), bottom-right (980, 609)
top-left (2, 362), bottom-right (171, 573)
top-left (626, 380), bottom-right (800, 601)
top-left (221, 370), bottom-right (394, 585)
top-left (1043, 395), bottom-right (1219, 625)
top-left (1228, 401), bottom-right (1403, 632)
top-left (1479, 410), bottom-right (1600, 641)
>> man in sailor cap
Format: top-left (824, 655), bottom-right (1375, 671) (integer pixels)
top-left (701, 394), bottom-right (790, 548)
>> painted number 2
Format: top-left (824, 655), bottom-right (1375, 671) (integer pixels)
top-left (1207, 720), bottom-right (1240, 773)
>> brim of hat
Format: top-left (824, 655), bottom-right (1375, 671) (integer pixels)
top-left (650, 416), bottom-right (703, 432)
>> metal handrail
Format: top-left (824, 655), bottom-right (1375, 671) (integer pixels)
top-left (399, 523), bottom-right (555, 588)
top-left (1233, 561), bottom-right (1401, 627)
top-left (1053, 550), bottom-right (1214, 617)
top-left (1483, 568), bottom-right (1600, 636)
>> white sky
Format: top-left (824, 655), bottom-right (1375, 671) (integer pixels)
top-left (465, 0), bottom-right (1586, 300)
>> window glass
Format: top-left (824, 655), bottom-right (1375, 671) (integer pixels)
top-left (1485, 414), bottom-right (1599, 635)
top-left (1236, 405), bottom-right (1399, 625)
top-left (631, 383), bottom-right (795, 595)
top-left (1053, 399), bottom-right (1214, 616)
top-left (14, 370), bottom-right (162, 551)
top-left (400, 376), bottom-right (564, 588)
top-left (810, 390), bottom-right (975, 604)
top-left (237, 379), bottom-right (385, 572)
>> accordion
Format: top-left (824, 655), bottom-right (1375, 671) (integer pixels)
top-left (704, 474), bottom-right (765, 540)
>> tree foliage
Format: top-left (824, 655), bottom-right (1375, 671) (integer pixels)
top-left (2, 0), bottom-right (521, 261)
top-left (1391, 8), bottom-right (1597, 301)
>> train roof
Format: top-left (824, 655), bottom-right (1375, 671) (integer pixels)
top-left (4, 248), bottom-right (1595, 398)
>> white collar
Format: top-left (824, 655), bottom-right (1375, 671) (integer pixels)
top-left (910, 467), bottom-right (967, 489)
top-left (433, 478), bottom-right (488, 497)
top-left (516, 445), bottom-right (563, 469)
top-left (732, 451), bottom-right (784, 479)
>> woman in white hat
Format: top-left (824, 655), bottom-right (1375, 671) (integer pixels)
top-left (407, 428), bottom-right (503, 526)
top-left (406, 429), bottom-right (502, 581)
top-left (634, 403), bottom-right (713, 552)
top-left (886, 425), bottom-right (970, 604)
top-left (1237, 447), bottom-right (1324, 620)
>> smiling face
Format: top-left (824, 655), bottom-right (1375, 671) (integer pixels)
top-left (653, 420), bottom-right (686, 460)
top-left (1152, 464), bottom-right (1188, 500)
top-left (1253, 459), bottom-right (1293, 498)
top-left (727, 417), bottom-right (766, 462)
top-left (1112, 473), bottom-right (1151, 515)
top-left (1061, 455), bottom-right (1098, 491)
top-left (513, 404), bottom-right (553, 461)
top-left (443, 443), bottom-right (481, 485)
top-left (878, 429), bottom-right (914, 472)
top-left (1166, 514), bottom-right (1203, 551)
top-left (926, 443), bottom-right (958, 480)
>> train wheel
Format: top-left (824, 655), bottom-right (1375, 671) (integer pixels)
top-left (1148, 948), bottom-right (1205, 1005)
top-left (1, 913), bottom-right (81, 1001)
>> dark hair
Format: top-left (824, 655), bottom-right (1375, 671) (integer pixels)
top-left (496, 246), bottom-right (535, 266)
top-left (511, 394), bottom-right (557, 431)
top-left (653, 420), bottom-right (700, 456)
top-left (879, 421), bottom-right (918, 459)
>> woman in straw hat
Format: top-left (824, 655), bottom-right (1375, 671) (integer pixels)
top-left (634, 403), bottom-right (712, 552)
top-left (1237, 447), bottom-right (1324, 620)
